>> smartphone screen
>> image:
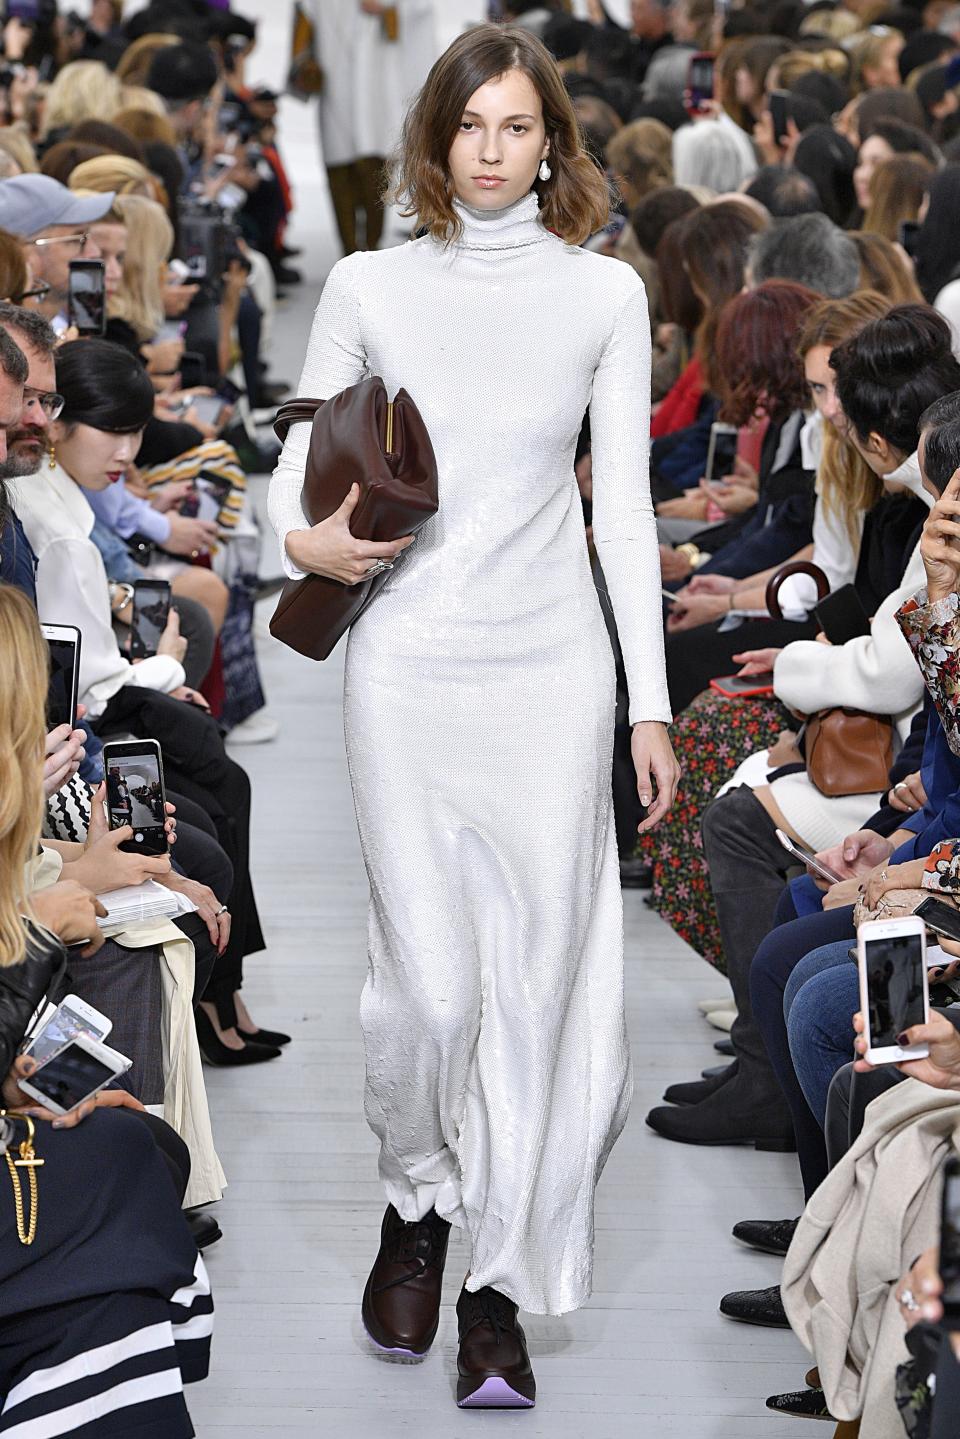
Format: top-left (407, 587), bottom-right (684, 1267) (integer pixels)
top-left (704, 422), bottom-right (738, 483)
top-left (191, 395), bottom-right (226, 429)
top-left (28, 1040), bottom-right (118, 1112)
top-left (863, 930), bottom-right (926, 1051)
top-left (67, 259), bottom-right (106, 337)
top-left (104, 742), bottom-right (168, 855)
top-left (129, 580), bottom-right (171, 661)
top-left (686, 53), bottom-right (715, 114)
top-left (770, 90), bottom-right (788, 145)
top-left (942, 1157), bottom-right (960, 1328)
top-left (44, 629), bottom-right (80, 729)
top-left (25, 1000), bottom-right (109, 1066)
top-left (915, 896), bottom-right (960, 944)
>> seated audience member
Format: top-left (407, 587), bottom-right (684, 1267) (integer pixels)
top-left (850, 229), bottom-right (925, 304)
top-left (746, 211), bottom-right (860, 297)
top-left (628, 185), bottom-right (700, 400)
top-left (861, 152), bottom-right (934, 242)
top-left (913, 165), bottom-right (960, 349)
top-left (0, 582), bottom-right (213, 1435)
top-left (743, 164), bottom-right (820, 217)
top-left (0, 173), bottom-right (116, 332)
top-left (646, 306), bottom-right (960, 1158)
top-left (791, 124), bottom-right (858, 227)
top-left (672, 114), bottom-right (758, 191)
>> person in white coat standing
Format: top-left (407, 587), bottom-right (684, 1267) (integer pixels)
top-left (314, 0), bottom-right (437, 254)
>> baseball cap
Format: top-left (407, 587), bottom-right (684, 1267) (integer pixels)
top-left (0, 175), bottom-right (116, 238)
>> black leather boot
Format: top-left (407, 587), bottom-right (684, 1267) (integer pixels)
top-left (361, 1205), bottom-right (450, 1356)
top-left (456, 1286), bottom-right (536, 1408)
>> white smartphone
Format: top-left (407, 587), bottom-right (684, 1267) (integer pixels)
top-left (18, 1033), bottom-right (131, 1116)
top-left (662, 588), bottom-right (679, 605)
top-left (857, 915), bottom-right (930, 1064)
top-left (22, 993), bottom-right (112, 1066)
top-left (775, 828), bottom-right (843, 885)
top-left (39, 622), bottom-right (81, 731)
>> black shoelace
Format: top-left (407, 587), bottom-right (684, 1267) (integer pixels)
top-left (458, 1286), bottom-right (516, 1345)
top-left (374, 1211), bottom-right (448, 1293)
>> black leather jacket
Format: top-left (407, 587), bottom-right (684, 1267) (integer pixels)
top-left (0, 929), bottom-right (65, 1076)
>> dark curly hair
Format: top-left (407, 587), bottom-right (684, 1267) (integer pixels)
top-left (832, 303), bottom-right (960, 457)
top-left (714, 280), bottom-right (821, 426)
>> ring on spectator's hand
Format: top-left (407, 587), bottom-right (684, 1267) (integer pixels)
top-left (898, 1287), bottom-right (920, 1312)
top-left (216, 905), bottom-right (229, 916)
top-left (895, 782), bottom-right (907, 791)
top-left (880, 869), bottom-right (888, 880)
top-left (366, 559), bottom-right (393, 577)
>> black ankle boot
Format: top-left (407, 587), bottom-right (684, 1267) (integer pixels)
top-left (663, 1061), bottom-right (736, 1106)
top-left (646, 1073), bottom-right (795, 1150)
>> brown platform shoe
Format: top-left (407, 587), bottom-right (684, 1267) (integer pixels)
top-left (361, 1204), bottom-right (450, 1356)
top-left (455, 1285), bottom-right (536, 1408)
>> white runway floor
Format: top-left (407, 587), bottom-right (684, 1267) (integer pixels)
top-left (188, 15), bottom-right (808, 1431)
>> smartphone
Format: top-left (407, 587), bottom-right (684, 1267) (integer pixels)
top-left (40, 622), bottom-right (81, 729)
top-left (685, 51), bottom-right (715, 117)
top-left (18, 1034), bottom-right (131, 1116)
top-left (941, 1154), bottom-right (960, 1330)
top-left (23, 993), bottom-right (112, 1066)
top-left (857, 915), bottom-right (930, 1064)
top-left (102, 738), bottom-right (168, 855)
top-left (770, 89), bottom-right (789, 146)
top-left (190, 394), bottom-right (226, 428)
top-left (898, 219), bottom-right (920, 259)
top-left (775, 827), bottom-right (843, 884)
top-left (813, 585), bottom-right (872, 645)
top-left (710, 671), bottom-right (776, 698)
top-left (704, 421), bottom-right (738, 483)
top-left (914, 895), bottom-right (960, 944)
top-left (662, 587), bottom-right (679, 605)
top-left (67, 259), bottom-right (106, 337)
top-left (129, 579), bottom-right (171, 661)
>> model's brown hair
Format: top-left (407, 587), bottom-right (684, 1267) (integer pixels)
top-left (391, 23), bottom-right (609, 246)
top-left (0, 585), bottom-right (48, 968)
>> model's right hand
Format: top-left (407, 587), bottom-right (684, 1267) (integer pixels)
top-left (285, 483), bottom-right (415, 586)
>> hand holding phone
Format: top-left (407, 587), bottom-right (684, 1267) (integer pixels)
top-left (129, 579), bottom-right (172, 661)
top-left (41, 623), bottom-right (81, 729)
top-left (776, 828), bottom-right (842, 883)
top-left (102, 739), bottom-right (169, 856)
top-left (23, 993), bottom-right (111, 1066)
top-left (857, 916), bottom-right (930, 1064)
top-left (67, 259), bottom-right (106, 337)
top-left (17, 1034), bottom-right (131, 1116)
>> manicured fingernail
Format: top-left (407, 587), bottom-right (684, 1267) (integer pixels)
top-left (897, 1032), bottom-right (910, 1045)
top-left (640, 794), bottom-right (651, 806)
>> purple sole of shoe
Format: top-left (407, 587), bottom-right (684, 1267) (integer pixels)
top-left (362, 1320), bottom-right (429, 1363)
top-left (457, 1377), bottom-right (536, 1409)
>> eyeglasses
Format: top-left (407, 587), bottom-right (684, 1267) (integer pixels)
top-left (22, 386), bottom-right (64, 419)
top-left (27, 231), bottom-right (89, 251)
top-left (11, 281), bottom-right (50, 303)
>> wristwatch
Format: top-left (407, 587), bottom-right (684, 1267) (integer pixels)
top-left (676, 542), bottom-right (708, 570)
top-left (109, 581), bottom-right (135, 614)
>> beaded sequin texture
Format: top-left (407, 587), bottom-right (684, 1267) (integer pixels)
top-left (269, 193), bottom-right (669, 1316)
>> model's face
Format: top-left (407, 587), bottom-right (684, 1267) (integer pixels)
top-left (448, 69), bottom-right (549, 212)
top-left (50, 419), bottom-right (143, 489)
top-left (804, 345), bottom-right (844, 429)
top-left (854, 134), bottom-right (893, 211)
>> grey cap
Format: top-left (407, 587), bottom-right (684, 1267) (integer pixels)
top-left (0, 174), bottom-right (116, 238)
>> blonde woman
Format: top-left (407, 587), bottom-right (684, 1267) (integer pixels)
top-left (109, 192), bottom-right (173, 342)
top-left (0, 583), bottom-right (214, 1439)
top-left (39, 60), bottom-right (122, 140)
top-left (68, 153), bottom-right (156, 200)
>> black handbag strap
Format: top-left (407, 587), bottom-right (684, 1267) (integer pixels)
top-left (274, 397), bottom-right (326, 444)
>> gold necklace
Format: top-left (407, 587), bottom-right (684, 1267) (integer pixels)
top-left (2, 1113), bottom-right (42, 1246)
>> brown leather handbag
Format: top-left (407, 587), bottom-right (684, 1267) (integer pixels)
top-left (269, 377), bottom-right (439, 661)
top-left (805, 708), bottom-right (894, 797)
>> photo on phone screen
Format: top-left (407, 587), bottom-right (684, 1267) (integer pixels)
top-left (685, 52), bottom-right (715, 114)
top-left (24, 997), bottom-right (110, 1066)
top-left (862, 928), bottom-right (927, 1052)
top-left (129, 580), bottom-right (171, 661)
top-left (942, 1156), bottom-right (960, 1328)
top-left (914, 895), bottom-right (960, 943)
top-left (23, 1039), bottom-right (124, 1114)
top-left (41, 624), bottom-right (80, 729)
top-left (103, 740), bottom-right (167, 854)
top-left (67, 259), bottom-right (106, 336)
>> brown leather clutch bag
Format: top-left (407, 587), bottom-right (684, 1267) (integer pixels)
top-left (270, 376), bottom-right (438, 661)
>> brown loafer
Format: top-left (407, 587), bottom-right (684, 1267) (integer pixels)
top-left (456, 1285), bottom-right (536, 1408)
top-left (361, 1204), bottom-right (450, 1356)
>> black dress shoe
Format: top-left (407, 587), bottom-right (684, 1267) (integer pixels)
top-left (766, 1385), bottom-right (833, 1419)
top-left (715, 1037), bottom-right (735, 1055)
top-left (701, 1063), bottom-right (730, 1079)
top-left (646, 1077), bottom-right (795, 1151)
top-left (361, 1205), bottom-right (450, 1356)
top-left (185, 1207), bottom-right (222, 1249)
top-left (194, 1007), bottom-right (282, 1066)
top-left (663, 1061), bottom-right (736, 1106)
top-left (273, 264), bottom-right (302, 285)
top-left (732, 1216), bottom-right (799, 1256)
top-left (720, 1283), bottom-right (789, 1328)
top-left (619, 856), bottom-right (652, 889)
top-left (236, 1023), bottom-right (292, 1047)
top-left (456, 1286), bottom-right (536, 1408)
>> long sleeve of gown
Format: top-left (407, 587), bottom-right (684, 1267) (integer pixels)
top-left (589, 276), bottom-right (671, 725)
top-left (268, 253), bottom-right (368, 579)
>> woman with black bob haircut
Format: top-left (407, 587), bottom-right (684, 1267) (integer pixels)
top-left (270, 20), bottom-right (679, 1410)
top-left (913, 164), bottom-right (960, 317)
top-left (8, 338), bottom-right (280, 1070)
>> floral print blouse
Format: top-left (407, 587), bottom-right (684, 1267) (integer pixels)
top-left (897, 588), bottom-right (960, 892)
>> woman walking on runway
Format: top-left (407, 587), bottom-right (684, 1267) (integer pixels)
top-left (269, 22), bottom-right (678, 1410)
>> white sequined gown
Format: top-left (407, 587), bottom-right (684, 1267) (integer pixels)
top-left (269, 193), bottom-right (670, 1316)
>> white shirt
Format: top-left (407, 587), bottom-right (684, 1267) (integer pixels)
top-left (8, 463), bottom-right (184, 717)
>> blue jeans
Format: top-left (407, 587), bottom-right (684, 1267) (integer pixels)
top-left (784, 942), bottom-right (860, 1130)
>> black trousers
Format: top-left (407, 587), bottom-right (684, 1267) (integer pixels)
top-left (666, 615), bottom-right (819, 714)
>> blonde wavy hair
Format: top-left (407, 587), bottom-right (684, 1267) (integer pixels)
top-left (797, 290), bottom-right (891, 547)
top-left (68, 154), bottom-right (155, 198)
top-left (0, 586), bottom-right (48, 968)
top-left (40, 61), bottom-right (122, 139)
top-left (110, 192), bottom-right (174, 341)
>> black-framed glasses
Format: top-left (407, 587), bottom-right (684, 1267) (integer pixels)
top-left (11, 281), bottom-right (50, 303)
top-left (27, 231), bottom-right (89, 251)
top-left (22, 386), bottom-right (64, 419)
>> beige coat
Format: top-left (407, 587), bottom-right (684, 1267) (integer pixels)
top-left (782, 1078), bottom-right (960, 1435)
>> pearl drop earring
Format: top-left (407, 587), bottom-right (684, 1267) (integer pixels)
top-left (539, 159), bottom-right (551, 182)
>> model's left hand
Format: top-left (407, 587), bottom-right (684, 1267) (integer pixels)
top-left (633, 721), bottom-right (680, 834)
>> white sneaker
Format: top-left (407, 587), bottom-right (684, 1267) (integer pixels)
top-left (697, 997), bottom-right (735, 1015)
top-left (706, 1008), bottom-right (736, 1032)
top-left (226, 710), bottom-right (279, 745)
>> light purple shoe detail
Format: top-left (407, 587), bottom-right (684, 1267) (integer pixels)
top-left (363, 1323), bottom-right (426, 1362)
top-left (457, 1377), bottom-right (536, 1408)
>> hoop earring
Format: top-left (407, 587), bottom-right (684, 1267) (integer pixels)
top-left (539, 159), bottom-right (551, 183)
top-left (47, 442), bottom-right (56, 470)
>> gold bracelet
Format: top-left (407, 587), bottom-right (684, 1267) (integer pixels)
top-left (1, 1112), bottom-right (42, 1246)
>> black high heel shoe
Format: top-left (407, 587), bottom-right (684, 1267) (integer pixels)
top-left (236, 1023), bottom-right (292, 1047)
top-left (194, 1007), bottom-right (282, 1066)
